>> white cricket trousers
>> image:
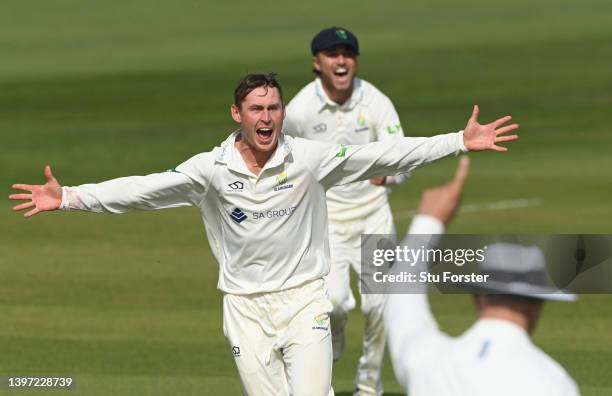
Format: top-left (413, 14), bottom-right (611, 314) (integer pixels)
top-left (223, 279), bottom-right (335, 396)
top-left (326, 204), bottom-right (395, 396)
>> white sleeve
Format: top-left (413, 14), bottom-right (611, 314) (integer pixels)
top-left (374, 94), bottom-right (410, 185)
top-left (59, 153), bottom-right (212, 213)
top-left (282, 101), bottom-right (303, 138)
top-left (384, 214), bottom-right (447, 389)
top-left (304, 132), bottom-right (467, 189)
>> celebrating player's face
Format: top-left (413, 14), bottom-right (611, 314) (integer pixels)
top-left (231, 86), bottom-right (285, 154)
top-left (313, 45), bottom-right (358, 94)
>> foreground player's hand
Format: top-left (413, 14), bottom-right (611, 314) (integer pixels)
top-left (418, 156), bottom-right (470, 225)
top-left (463, 105), bottom-right (519, 152)
top-left (9, 165), bottom-right (63, 217)
top-left (370, 176), bottom-right (386, 186)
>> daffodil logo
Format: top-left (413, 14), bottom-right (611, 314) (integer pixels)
top-left (315, 314), bottom-right (328, 326)
top-left (276, 171), bottom-right (288, 186)
top-left (357, 114), bottom-right (366, 126)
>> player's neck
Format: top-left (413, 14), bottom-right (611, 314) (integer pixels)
top-left (479, 308), bottom-right (533, 334)
top-left (320, 79), bottom-right (353, 105)
top-left (235, 138), bottom-right (275, 176)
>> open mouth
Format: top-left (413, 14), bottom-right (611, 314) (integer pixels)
top-left (256, 127), bottom-right (273, 140)
top-left (334, 67), bottom-right (348, 77)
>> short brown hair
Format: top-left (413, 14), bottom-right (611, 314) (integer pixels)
top-left (234, 72), bottom-right (284, 108)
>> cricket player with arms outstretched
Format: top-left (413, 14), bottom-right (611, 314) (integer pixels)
top-left (284, 27), bottom-right (409, 395)
top-left (10, 73), bottom-right (518, 395)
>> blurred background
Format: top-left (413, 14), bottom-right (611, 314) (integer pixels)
top-left (1, 0), bottom-right (611, 394)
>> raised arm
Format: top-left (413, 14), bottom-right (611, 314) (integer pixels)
top-left (385, 157), bottom-right (469, 390)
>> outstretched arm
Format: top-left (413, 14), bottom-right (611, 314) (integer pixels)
top-left (10, 165), bottom-right (62, 217)
top-left (10, 162), bottom-right (206, 217)
top-left (307, 106), bottom-right (517, 189)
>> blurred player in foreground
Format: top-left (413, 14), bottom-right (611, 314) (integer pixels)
top-left (10, 73), bottom-right (518, 396)
top-left (386, 157), bottom-right (580, 396)
top-left (284, 27), bottom-right (407, 396)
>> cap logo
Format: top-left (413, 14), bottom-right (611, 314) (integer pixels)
top-left (335, 29), bottom-right (348, 40)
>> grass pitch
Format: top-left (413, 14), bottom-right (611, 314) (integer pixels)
top-left (2, 0), bottom-right (612, 394)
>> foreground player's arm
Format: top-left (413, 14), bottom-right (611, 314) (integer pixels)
top-left (309, 105), bottom-right (516, 188)
top-left (385, 157), bottom-right (469, 389)
top-left (10, 155), bottom-right (210, 217)
top-left (370, 92), bottom-right (409, 186)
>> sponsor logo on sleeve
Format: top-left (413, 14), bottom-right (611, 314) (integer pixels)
top-left (386, 124), bottom-right (402, 135)
top-left (231, 346), bottom-right (241, 357)
top-left (335, 146), bottom-right (348, 157)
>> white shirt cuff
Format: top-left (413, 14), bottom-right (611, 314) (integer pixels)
top-left (457, 130), bottom-right (468, 153)
top-left (408, 214), bottom-right (445, 235)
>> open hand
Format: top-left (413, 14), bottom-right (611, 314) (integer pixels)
top-left (9, 165), bottom-right (62, 217)
top-left (463, 105), bottom-right (519, 152)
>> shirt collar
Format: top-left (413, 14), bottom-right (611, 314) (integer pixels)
top-left (314, 77), bottom-right (364, 112)
top-left (216, 130), bottom-right (293, 176)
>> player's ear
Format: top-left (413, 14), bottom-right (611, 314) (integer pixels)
top-left (312, 55), bottom-right (321, 73)
top-left (231, 104), bottom-right (242, 123)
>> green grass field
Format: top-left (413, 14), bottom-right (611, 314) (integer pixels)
top-left (2, 0), bottom-right (612, 394)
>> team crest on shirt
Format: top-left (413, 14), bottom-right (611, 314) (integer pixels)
top-left (231, 346), bottom-right (241, 357)
top-left (354, 114), bottom-right (369, 133)
top-left (273, 171), bottom-right (294, 192)
top-left (312, 314), bottom-right (329, 331)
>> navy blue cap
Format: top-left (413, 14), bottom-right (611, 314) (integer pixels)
top-left (311, 27), bottom-right (359, 55)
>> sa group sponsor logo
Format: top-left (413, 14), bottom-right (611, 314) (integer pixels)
top-left (252, 206), bottom-right (297, 220)
top-left (230, 208), bottom-right (247, 224)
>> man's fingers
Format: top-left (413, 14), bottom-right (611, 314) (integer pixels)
top-left (24, 208), bottom-right (40, 218)
top-left (13, 201), bottom-right (35, 211)
top-left (495, 135), bottom-right (519, 143)
top-left (451, 156), bottom-right (470, 191)
top-left (491, 145), bottom-right (509, 152)
top-left (9, 193), bottom-right (32, 201)
top-left (492, 115), bottom-right (512, 128)
top-left (11, 184), bottom-right (34, 192)
top-left (469, 105), bottom-right (480, 122)
top-left (496, 123), bottom-right (519, 135)
top-left (44, 165), bottom-right (57, 182)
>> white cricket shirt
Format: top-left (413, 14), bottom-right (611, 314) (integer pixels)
top-left (61, 132), bottom-right (465, 295)
top-left (285, 77), bottom-right (407, 221)
top-left (385, 215), bottom-right (580, 396)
